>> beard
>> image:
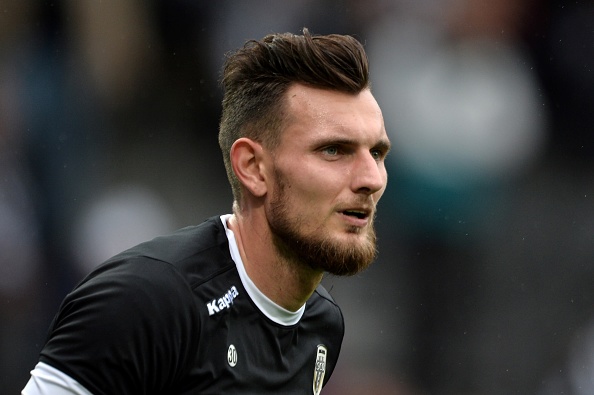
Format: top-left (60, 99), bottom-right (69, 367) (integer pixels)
top-left (267, 170), bottom-right (378, 276)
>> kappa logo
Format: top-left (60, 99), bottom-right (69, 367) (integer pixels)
top-left (312, 344), bottom-right (327, 395)
top-left (206, 286), bottom-right (239, 316)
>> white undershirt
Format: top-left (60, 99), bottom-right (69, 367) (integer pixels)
top-left (220, 214), bottom-right (305, 326)
top-left (23, 215), bottom-right (306, 394)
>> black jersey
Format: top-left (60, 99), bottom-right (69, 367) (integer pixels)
top-left (39, 216), bottom-right (344, 395)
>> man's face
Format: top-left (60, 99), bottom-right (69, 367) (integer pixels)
top-left (265, 84), bottom-right (390, 276)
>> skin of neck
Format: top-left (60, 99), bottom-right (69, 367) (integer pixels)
top-left (227, 204), bottom-right (324, 312)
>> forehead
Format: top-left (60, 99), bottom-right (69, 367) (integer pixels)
top-left (282, 84), bottom-right (386, 143)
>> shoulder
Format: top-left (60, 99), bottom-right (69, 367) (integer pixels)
top-left (313, 282), bottom-right (339, 306)
top-left (49, 256), bottom-right (201, 356)
top-left (56, 215), bottom-right (235, 333)
top-left (56, 216), bottom-right (235, 339)
top-left (39, 217), bottom-right (233, 394)
top-left (115, 216), bottom-right (229, 265)
top-left (92, 216), bottom-right (234, 288)
top-left (307, 283), bottom-right (345, 331)
top-left (312, 282), bottom-right (342, 313)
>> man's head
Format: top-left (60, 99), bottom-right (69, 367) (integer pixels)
top-left (218, 28), bottom-right (370, 206)
top-left (219, 29), bottom-right (389, 277)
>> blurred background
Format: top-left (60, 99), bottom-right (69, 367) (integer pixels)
top-left (1, 1), bottom-right (592, 394)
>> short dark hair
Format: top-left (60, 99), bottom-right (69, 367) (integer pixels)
top-left (218, 28), bottom-right (370, 206)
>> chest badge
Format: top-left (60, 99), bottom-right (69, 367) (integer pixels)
top-left (227, 344), bottom-right (238, 367)
top-left (313, 344), bottom-right (327, 395)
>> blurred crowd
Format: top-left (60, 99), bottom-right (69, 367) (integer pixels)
top-left (1, 1), bottom-right (593, 394)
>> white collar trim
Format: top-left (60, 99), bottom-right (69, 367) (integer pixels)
top-left (220, 214), bottom-right (305, 326)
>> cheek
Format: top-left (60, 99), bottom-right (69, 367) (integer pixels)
top-left (273, 157), bottom-right (345, 207)
top-left (283, 180), bottom-right (338, 225)
top-left (296, 168), bottom-right (343, 202)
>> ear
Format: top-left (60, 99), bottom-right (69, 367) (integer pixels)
top-left (230, 138), bottom-right (268, 198)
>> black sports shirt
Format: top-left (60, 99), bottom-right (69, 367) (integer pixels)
top-left (35, 215), bottom-right (344, 394)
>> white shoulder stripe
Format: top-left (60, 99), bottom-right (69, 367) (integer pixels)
top-left (22, 362), bottom-right (93, 395)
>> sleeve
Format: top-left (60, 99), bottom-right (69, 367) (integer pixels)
top-left (38, 257), bottom-right (200, 395)
top-left (22, 362), bottom-right (93, 395)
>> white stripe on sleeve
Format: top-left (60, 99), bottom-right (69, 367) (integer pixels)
top-left (22, 362), bottom-right (93, 395)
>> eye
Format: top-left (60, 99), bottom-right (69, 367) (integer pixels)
top-left (322, 146), bottom-right (339, 156)
top-left (370, 149), bottom-right (383, 161)
top-left (370, 141), bottom-right (391, 162)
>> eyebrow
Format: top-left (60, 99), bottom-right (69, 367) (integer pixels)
top-left (374, 139), bottom-right (391, 154)
top-left (313, 136), bottom-right (391, 153)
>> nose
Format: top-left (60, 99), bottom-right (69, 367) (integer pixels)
top-left (351, 151), bottom-right (386, 195)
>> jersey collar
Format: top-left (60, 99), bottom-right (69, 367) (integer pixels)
top-left (220, 214), bottom-right (305, 326)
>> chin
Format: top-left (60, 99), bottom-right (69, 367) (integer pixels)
top-left (313, 233), bottom-right (378, 277)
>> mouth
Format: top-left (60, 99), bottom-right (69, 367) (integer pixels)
top-left (338, 206), bottom-right (374, 228)
top-left (341, 209), bottom-right (370, 220)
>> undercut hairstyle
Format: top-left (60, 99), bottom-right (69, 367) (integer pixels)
top-left (218, 28), bottom-right (370, 207)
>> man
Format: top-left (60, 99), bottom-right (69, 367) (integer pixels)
top-left (23, 28), bottom-right (390, 394)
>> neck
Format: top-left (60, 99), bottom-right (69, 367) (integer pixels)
top-left (227, 212), bottom-right (324, 312)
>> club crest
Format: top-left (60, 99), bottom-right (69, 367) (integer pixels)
top-left (312, 344), bottom-right (327, 395)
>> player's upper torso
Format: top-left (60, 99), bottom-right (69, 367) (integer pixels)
top-left (39, 215), bottom-right (344, 395)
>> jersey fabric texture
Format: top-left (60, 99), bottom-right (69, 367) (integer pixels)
top-left (38, 215), bottom-right (345, 395)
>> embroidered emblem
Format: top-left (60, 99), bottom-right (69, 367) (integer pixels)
top-left (227, 344), bottom-right (238, 367)
top-left (312, 344), bottom-right (327, 395)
